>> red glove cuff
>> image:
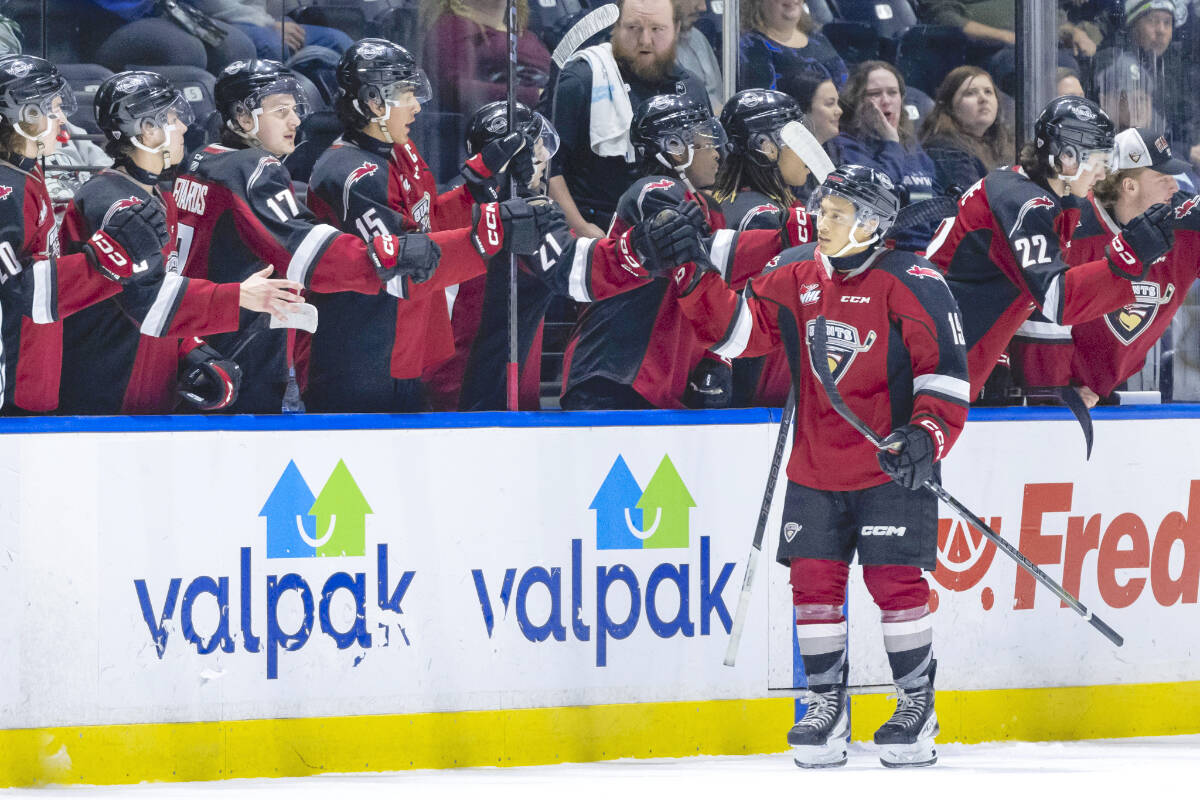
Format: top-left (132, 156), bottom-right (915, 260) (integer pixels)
top-left (463, 153), bottom-right (493, 180)
top-left (472, 202), bottom-right (505, 257)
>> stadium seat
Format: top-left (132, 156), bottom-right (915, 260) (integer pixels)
top-left (821, 21), bottom-right (881, 70)
top-left (903, 85), bottom-right (933, 128)
top-left (895, 25), bottom-right (969, 96)
top-left (130, 65), bottom-right (220, 155)
top-left (829, 0), bottom-right (916, 40)
top-left (284, 110), bottom-right (341, 185)
top-left (57, 64), bottom-right (113, 136)
top-left (290, 0), bottom-right (420, 60)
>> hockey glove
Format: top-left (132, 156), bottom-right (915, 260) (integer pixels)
top-left (461, 132), bottom-right (534, 202)
top-left (877, 424), bottom-right (936, 491)
top-left (630, 204), bottom-right (710, 278)
top-left (83, 199), bottom-right (170, 284)
top-left (1108, 202), bottom-right (1174, 279)
top-left (471, 197), bottom-right (556, 257)
top-left (177, 341), bottom-right (242, 411)
top-left (684, 353), bottom-right (733, 409)
top-left (368, 233), bottom-right (441, 286)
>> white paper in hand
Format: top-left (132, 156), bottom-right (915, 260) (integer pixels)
top-left (269, 302), bottom-right (318, 333)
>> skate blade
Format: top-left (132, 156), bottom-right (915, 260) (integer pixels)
top-left (879, 741), bottom-right (937, 768)
top-left (792, 742), bottom-right (848, 769)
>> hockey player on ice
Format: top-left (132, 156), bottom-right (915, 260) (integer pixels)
top-left (173, 58), bottom-right (440, 413)
top-left (659, 165), bottom-right (970, 768)
top-left (925, 95), bottom-right (1178, 401)
top-left (57, 70), bottom-right (303, 413)
top-left (0, 55), bottom-right (172, 413)
top-left (1012, 126), bottom-right (1197, 403)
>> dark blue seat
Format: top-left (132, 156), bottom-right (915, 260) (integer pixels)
top-left (895, 25), bottom-right (970, 96)
top-left (57, 63), bottom-right (114, 136)
top-left (830, 0), bottom-right (917, 40)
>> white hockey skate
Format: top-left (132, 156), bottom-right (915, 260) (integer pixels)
top-left (787, 686), bottom-right (849, 769)
top-left (875, 661), bottom-right (939, 768)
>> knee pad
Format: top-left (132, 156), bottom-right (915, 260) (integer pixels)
top-left (790, 558), bottom-right (850, 609)
top-left (863, 564), bottom-right (930, 613)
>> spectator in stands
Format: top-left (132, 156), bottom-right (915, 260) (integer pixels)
top-left (1056, 66), bottom-right (1085, 97)
top-left (778, 65), bottom-right (841, 145)
top-left (920, 66), bottom-right (1013, 193)
top-left (737, 0), bottom-right (846, 91)
top-left (0, 9), bottom-right (19, 55)
top-left (1095, 51), bottom-right (1162, 131)
top-left (828, 61), bottom-right (938, 248)
top-left (547, 0), bottom-right (711, 238)
top-left (676, 0), bottom-right (725, 112)
top-left (421, 0), bottom-right (551, 116)
top-left (919, 0), bottom-right (1016, 48)
top-left (87, 0), bottom-right (257, 74)
top-left (198, 0), bottom-right (354, 61)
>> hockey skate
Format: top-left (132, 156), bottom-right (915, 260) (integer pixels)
top-left (787, 684), bottom-right (849, 768)
top-left (875, 660), bottom-right (938, 768)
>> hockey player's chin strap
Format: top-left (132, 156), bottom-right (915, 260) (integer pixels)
top-left (657, 150), bottom-right (699, 195)
top-left (825, 228), bottom-right (880, 259)
top-left (355, 99), bottom-right (396, 145)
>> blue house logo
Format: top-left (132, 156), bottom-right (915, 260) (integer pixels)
top-left (259, 459), bottom-right (372, 558)
top-left (589, 455), bottom-right (696, 550)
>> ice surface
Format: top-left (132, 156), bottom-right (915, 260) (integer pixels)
top-left (19, 736), bottom-right (1200, 799)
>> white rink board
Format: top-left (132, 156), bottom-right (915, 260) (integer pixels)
top-left (1, 411), bottom-right (1198, 730)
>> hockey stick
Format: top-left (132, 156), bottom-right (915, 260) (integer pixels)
top-left (724, 389), bottom-right (796, 667)
top-left (810, 315), bottom-right (1125, 647)
top-left (552, 4), bottom-right (620, 68)
top-left (505, 0), bottom-right (520, 411)
top-left (892, 195), bottom-right (960, 233)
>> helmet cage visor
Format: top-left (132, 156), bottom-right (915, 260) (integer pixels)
top-left (231, 77), bottom-right (311, 137)
top-left (528, 111), bottom-right (559, 162)
top-left (806, 183), bottom-right (897, 253)
top-left (377, 70), bottom-right (432, 106)
top-left (4, 76), bottom-right (76, 138)
top-left (126, 92), bottom-right (195, 143)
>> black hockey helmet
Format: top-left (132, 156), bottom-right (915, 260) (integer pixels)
top-left (1034, 95), bottom-right (1115, 179)
top-left (465, 100), bottom-right (559, 160)
top-left (215, 59), bottom-right (311, 137)
top-left (631, 93), bottom-right (726, 170)
top-left (95, 71), bottom-right (195, 152)
top-left (0, 54), bottom-right (76, 136)
top-left (807, 164), bottom-right (900, 251)
top-left (335, 38), bottom-right (430, 130)
top-left (719, 89), bottom-right (805, 167)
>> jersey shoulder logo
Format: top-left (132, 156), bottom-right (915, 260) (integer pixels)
top-left (1008, 194), bottom-right (1056, 237)
top-left (1175, 194), bottom-right (1200, 219)
top-left (906, 264), bottom-right (945, 283)
top-left (1104, 281), bottom-right (1176, 344)
top-left (0, 185), bottom-right (12, 200)
top-left (99, 196), bottom-right (144, 229)
top-left (805, 318), bottom-right (876, 384)
top-left (342, 161), bottom-right (380, 213)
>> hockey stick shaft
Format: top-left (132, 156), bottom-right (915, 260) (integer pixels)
top-left (506, 0), bottom-right (520, 411)
top-left (724, 389), bottom-right (796, 667)
top-left (810, 316), bottom-right (1124, 647)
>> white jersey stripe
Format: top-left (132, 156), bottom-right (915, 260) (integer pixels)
top-left (287, 224), bottom-right (341, 288)
top-left (710, 229), bottom-right (736, 281)
top-left (31, 259), bottom-right (53, 324)
top-left (913, 373), bottom-right (971, 403)
top-left (568, 238), bottom-right (596, 303)
top-left (140, 272), bottom-right (186, 337)
top-left (712, 295), bottom-right (752, 359)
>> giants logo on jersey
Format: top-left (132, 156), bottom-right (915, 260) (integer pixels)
top-left (342, 161), bottom-right (379, 213)
top-left (1104, 281), bottom-right (1176, 344)
top-left (1175, 194), bottom-right (1200, 220)
top-left (805, 318), bottom-right (876, 384)
top-left (411, 192), bottom-right (431, 232)
top-left (99, 196), bottom-right (144, 229)
top-left (1008, 195), bottom-right (1056, 237)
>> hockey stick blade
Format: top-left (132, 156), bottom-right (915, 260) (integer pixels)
top-left (811, 316), bottom-right (1124, 647)
top-left (780, 121), bottom-right (835, 183)
top-left (552, 4), bottom-right (620, 68)
top-left (724, 390), bottom-right (795, 666)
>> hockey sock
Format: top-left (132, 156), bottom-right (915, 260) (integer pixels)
top-left (795, 604), bottom-right (847, 691)
top-left (880, 605), bottom-right (933, 690)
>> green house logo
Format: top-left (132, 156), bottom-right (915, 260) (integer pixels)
top-left (589, 454), bottom-right (696, 550)
top-left (259, 459), bottom-right (371, 558)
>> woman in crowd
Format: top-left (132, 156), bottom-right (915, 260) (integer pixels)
top-left (828, 61), bottom-right (938, 248)
top-left (738, 0), bottom-right (846, 93)
top-left (779, 66), bottom-right (841, 147)
top-left (920, 66), bottom-right (1014, 195)
top-left (421, 0), bottom-right (551, 116)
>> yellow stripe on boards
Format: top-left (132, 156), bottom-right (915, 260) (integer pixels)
top-left (3, 682), bottom-right (1198, 788)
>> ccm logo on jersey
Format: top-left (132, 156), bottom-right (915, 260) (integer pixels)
top-left (841, 295), bottom-right (870, 303)
top-left (861, 525), bottom-right (907, 537)
top-left (1175, 195), bottom-right (1200, 219)
top-left (173, 177), bottom-right (209, 215)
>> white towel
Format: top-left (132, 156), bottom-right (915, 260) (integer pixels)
top-left (569, 43), bottom-right (636, 162)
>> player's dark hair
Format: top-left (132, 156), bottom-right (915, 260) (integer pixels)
top-left (711, 152), bottom-right (793, 209)
top-left (1018, 142), bottom-right (1053, 185)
